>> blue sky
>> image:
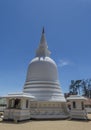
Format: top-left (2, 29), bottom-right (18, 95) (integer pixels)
top-left (0, 0), bottom-right (91, 96)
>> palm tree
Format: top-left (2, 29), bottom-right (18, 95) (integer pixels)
top-left (81, 79), bottom-right (91, 98)
top-left (69, 80), bottom-right (78, 95)
top-left (75, 80), bottom-right (82, 95)
top-left (69, 79), bottom-right (91, 98)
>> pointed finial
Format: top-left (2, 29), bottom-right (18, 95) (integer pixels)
top-left (42, 27), bottom-right (45, 34)
top-left (36, 27), bottom-right (51, 57)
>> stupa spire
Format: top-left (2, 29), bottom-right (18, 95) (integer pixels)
top-left (36, 28), bottom-right (50, 57)
top-left (42, 27), bottom-right (45, 34)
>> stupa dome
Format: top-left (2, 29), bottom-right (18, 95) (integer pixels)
top-left (23, 28), bottom-right (65, 101)
top-left (26, 57), bottom-right (58, 82)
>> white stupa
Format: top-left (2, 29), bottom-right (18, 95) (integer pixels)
top-left (23, 28), bottom-right (65, 102)
top-left (4, 28), bottom-right (68, 121)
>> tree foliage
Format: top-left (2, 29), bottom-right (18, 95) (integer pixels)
top-left (69, 79), bottom-right (91, 98)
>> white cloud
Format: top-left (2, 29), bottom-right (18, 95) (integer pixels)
top-left (58, 59), bottom-right (72, 67)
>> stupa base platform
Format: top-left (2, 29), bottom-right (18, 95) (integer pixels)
top-left (30, 114), bottom-right (69, 119)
